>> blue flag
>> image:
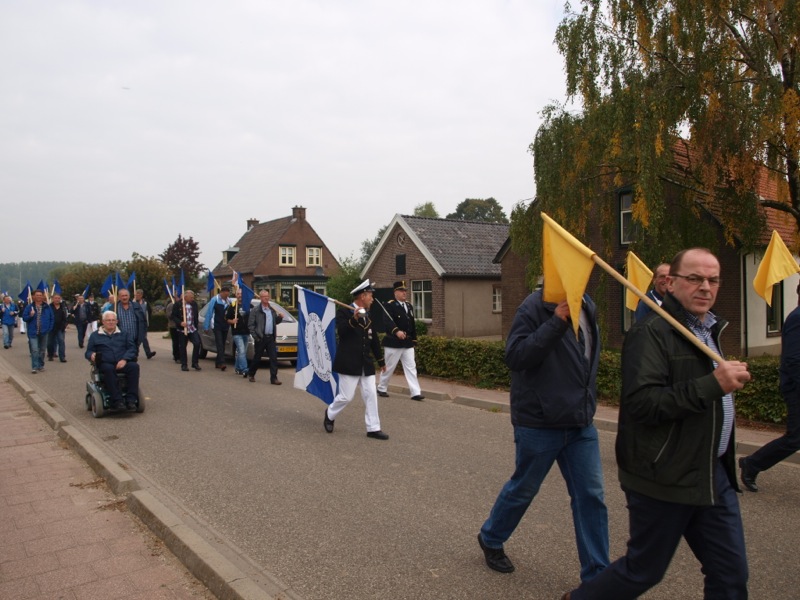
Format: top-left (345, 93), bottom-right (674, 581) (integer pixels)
top-left (115, 271), bottom-right (125, 291)
top-left (127, 271), bottom-right (136, 290)
top-left (100, 274), bottom-right (113, 297)
top-left (207, 271), bottom-right (216, 294)
top-left (179, 270), bottom-right (185, 295)
top-left (238, 276), bottom-right (255, 311)
top-left (52, 279), bottom-right (62, 295)
top-left (36, 279), bottom-right (47, 292)
top-left (294, 286), bottom-right (339, 405)
top-left (18, 281), bottom-right (32, 303)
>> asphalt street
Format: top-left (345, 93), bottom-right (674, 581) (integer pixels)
top-left (4, 331), bottom-right (799, 599)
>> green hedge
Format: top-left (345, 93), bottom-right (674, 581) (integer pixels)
top-left (413, 337), bottom-right (786, 425)
top-left (149, 314), bottom-right (169, 332)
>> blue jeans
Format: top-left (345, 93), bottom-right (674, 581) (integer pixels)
top-left (2, 323), bottom-right (13, 347)
top-left (28, 334), bottom-right (47, 370)
top-left (571, 459), bottom-right (747, 599)
top-left (480, 424), bottom-right (609, 582)
top-left (233, 334), bottom-right (248, 373)
top-left (47, 329), bottom-right (66, 360)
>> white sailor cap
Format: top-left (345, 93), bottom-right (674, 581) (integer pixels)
top-left (350, 279), bottom-right (376, 296)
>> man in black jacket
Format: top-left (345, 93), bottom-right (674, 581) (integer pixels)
top-left (564, 248), bottom-right (751, 600)
top-left (47, 293), bottom-right (69, 362)
top-left (377, 281), bottom-right (424, 401)
top-left (247, 290), bottom-right (283, 384)
top-left (323, 280), bottom-right (388, 440)
top-left (477, 289), bottom-right (608, 580)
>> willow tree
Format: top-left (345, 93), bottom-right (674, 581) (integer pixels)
top-left (514, 0), bottom-right (799, 280)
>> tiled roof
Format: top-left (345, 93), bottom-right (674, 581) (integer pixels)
top-left (401, 216), bottom-right (509, 277)
top-left (211, 216), bottom-right (293, 275)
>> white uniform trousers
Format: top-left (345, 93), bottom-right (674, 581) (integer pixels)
top-left (327, 373), bottom-right (381, 433)
top-left (378, 347), bottom-right (421, 397)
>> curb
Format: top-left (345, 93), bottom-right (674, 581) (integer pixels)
top-left (4, 370), bottom-right (278, 600)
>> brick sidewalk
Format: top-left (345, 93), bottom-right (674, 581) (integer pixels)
top-left (0, 380), bottom-right (214, 600)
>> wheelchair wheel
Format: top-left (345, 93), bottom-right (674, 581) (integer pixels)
top-left (135, 395), bottom-right (145, 413)
top-left (85, 393), bottom-right (92, 411)
top-left (91, 391), bottom-right (105, 418)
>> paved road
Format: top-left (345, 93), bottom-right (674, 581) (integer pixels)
top-left (4, 332), bottom-right (799, 599)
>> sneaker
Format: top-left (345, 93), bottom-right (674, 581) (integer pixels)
top-left (31, 369), bottom-right (37, 374)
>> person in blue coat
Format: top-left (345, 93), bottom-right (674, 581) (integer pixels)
top-left (477, 289), bottom-right (609, 581)
top-left (85, 311), bottom-right (140, 411)
top-left (22, 289), bottom-right (54, 373)
top-left (1, 294), bottom-right (19, 349)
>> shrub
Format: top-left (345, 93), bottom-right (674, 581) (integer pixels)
top-left (733, 355), bottom-right (786, 423)
top-left (149, 313), bottom-right (169, 332)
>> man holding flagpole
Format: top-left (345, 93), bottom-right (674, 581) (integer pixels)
top-left (564, 248), bottom-right (751, 600)
top-left (323, 280), bottom-right (389, 440)
top-left (477, 288), bottom-right (609, 580)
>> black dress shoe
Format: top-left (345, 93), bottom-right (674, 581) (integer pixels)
top-left (323, 411), bottom-right (334, 433)
top-left (248, 375), bottom-right (255, 382)
top-left (112, 401), bottom-right (126, 411)
top-left (477, 533), bottom-right (515, 573)
top-left (377, 390), bottom-right (389, 397)
top-left (271, 379), bottom-right (282, 385)
top-left (181, 365), bottom-right (189, 371)
top-left (192, 365), bottom-right (202, 371)
top-left (60, 359), bottom-right (67, 363)
top-left (411, 395), bottom-right (425, 401)
top-left (739, 457), bottom-right (759, 492)
top-left (126, 402), bottom-right (137, 411)
top-left (366, 430), bottom-right (389, 440)
top-left (146, 352), bottom-right (156, 359)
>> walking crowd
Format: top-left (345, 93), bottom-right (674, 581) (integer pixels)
top-left (4, 246), bottom-right (799, 600)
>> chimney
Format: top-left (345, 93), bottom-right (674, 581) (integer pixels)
top-left (292, 206), bottom-right (306, 221)
top-left (246, 218), bottom-right (259, 230)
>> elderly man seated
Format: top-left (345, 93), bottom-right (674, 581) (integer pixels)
top-left (85, 311), bottom-right (140, 411)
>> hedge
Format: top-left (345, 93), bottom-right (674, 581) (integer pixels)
top-left (413, 336), bottom-right (787, 425)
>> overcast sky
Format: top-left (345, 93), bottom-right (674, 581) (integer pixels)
top-left (1, 0), bottom-right (569, 273)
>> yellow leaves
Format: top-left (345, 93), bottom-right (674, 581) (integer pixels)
top-left (631, 190), bottom-right (650, 228)
top-left (782, 88), bottom-right (800, 150)
top-left (655, 120), bottom-right (665, 156)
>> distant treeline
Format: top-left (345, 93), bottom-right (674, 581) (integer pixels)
top-left (0, 262), bottom-right (82, 294)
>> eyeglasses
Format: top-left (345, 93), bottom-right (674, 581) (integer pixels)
top-left (671, 274), bottom-right (722, 287)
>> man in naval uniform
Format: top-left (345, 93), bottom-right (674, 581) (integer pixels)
top-left (377, 280), bottom-right (424, 400)
top-left (323, 279), bottom-right (389, 440)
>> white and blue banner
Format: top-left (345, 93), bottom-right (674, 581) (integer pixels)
top-left (294, 286), bottom-right (338, 404)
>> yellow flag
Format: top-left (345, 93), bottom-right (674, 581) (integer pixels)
top-left (753, 230), bottom-right (800, 305)
top-left (541, 213), bottom-right (596, 337)
top-left (625, 251), bottom-right (653, 312)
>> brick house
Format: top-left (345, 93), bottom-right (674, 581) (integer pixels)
top-left (496, 170), bottom-right (798, 357)
top-left (211, 206), bottom-right (340, 309)
top-left (362, 215), bottom-right (509, 338)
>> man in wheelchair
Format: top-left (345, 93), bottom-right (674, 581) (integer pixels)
top-left (85, 311), bottom-right (140, 411)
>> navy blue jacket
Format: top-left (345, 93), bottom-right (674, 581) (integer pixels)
top-left (505, 291), bottom-right (599, 429)
top-left (85, 328), bottom-right (138, 365)
top-left (780, 304), bottom-right (800, 396)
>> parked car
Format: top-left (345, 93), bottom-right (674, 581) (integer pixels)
top-left (197, 299), bottom-right (298, 364)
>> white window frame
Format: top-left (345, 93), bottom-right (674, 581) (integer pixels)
top-left (279, 246), bottom-right (296, 266)
top-left (492, 285), bottom-right (502, 313)
top-left (306, 247), bottom-right (321, 267)
top-left (411, 280), bottom-right (432, 320)
top-left (620, 190), bottom-right (634, 245)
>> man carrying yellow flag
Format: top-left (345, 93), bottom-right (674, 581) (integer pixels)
top-left (477, 213), bottom-right (609, 582)
top-left (633, 262), bottom-right (669, 322)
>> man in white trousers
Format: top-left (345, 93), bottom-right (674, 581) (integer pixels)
top-left (324, 280), bottom-right (389, 440)
top-left (377, 281), bottom-right (424, 401)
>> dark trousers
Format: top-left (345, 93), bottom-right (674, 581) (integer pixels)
top-left (213, 328), bottom-right (229, 365)
top-left (248, 335), bottom-right (278, 381)
top-left (170, 328), bottom-right (180, 361)
top-left (178, 330), bottom-right (201, 367)
top-left (99, 361), bottom-right (140, 404)
top-left (76, 322), bottom-right (88, 348)
top-left (139, 332), bottom-right (152, 356)
top-left (571, 459), bottom-right (748, 600)
top-left (47, 329), bottom-right (66, 360)
top-left (747, 392), bottom-right (800, 472)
